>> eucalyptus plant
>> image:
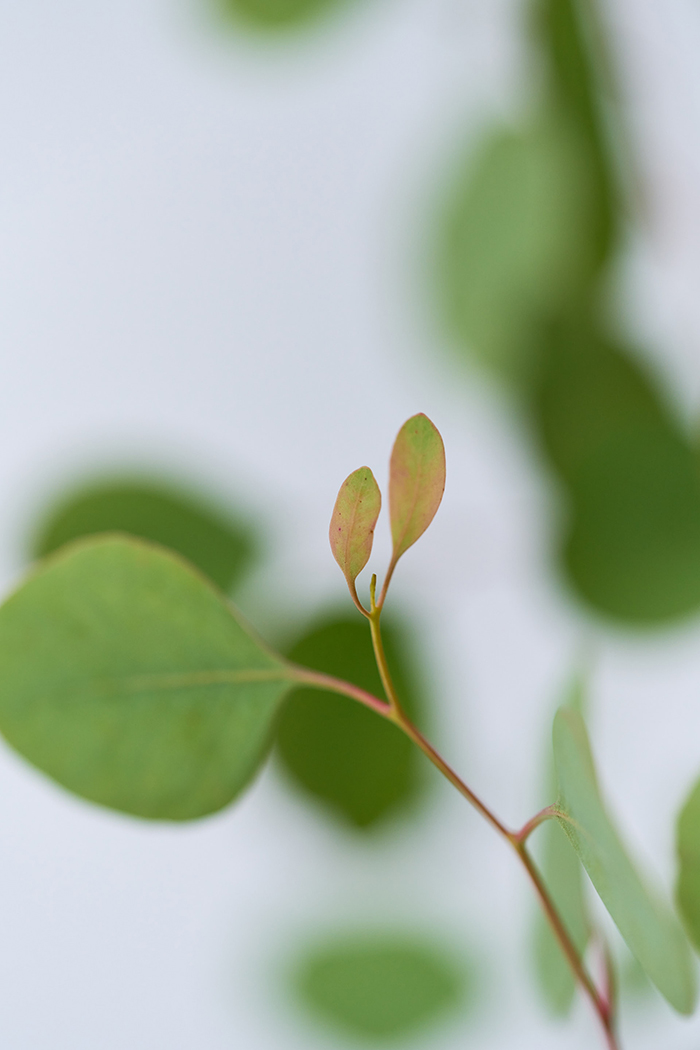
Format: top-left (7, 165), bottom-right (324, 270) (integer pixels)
top-left (0, 413), bottom-right (696, 1048)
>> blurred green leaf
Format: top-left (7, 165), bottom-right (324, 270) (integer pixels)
top-left (530, 0), bottom-right (617, 265)
top-left (0, 536), bottom-right (292, 819)
top-left (276, 613), bottom-right (426, 829)
top-left (553, 708), bottom-right (697, 1013)
top-left (217, 0), bottom-right (342, 30)
top-left (29, 477), bottom-right (258, 593)
top-left (533, 674), bottom-right (589, 1015)
top-left (389, 414), bottom-right (445, 562)
top-left (676, 777), bottom-right (700, 953)
top-left (291, 932), bottom-right (468, 1040)
top-left (533, 320), bottom-right (700, 623)
top-left (437, 119), bottom-right (602, 379)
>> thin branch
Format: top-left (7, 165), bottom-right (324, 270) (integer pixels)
top-left (285, 662), bottom-right (392, 719)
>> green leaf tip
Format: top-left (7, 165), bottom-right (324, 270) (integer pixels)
top-left (0, 534), bottom-right (294, 820)
top-left (553, 708), bottom-right (697, 1015)
top-left (389, 414), bottom-right (446, 562)
top-left (329, 467), bottom-right (381, 585)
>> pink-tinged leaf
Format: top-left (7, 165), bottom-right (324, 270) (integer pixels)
top-left (389, 414), bottom-right (445, 561)
top-left (329, 467), bottom-right (382, 585)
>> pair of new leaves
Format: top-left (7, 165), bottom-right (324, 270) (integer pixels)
top-left (329, 413), bottom-right (446, 604)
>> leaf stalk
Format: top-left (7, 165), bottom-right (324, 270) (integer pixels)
top-left (304, 605), bottom-right (620, 1049)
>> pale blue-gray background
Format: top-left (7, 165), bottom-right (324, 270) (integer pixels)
top-left (1, 0), bottom-right (700, 1046)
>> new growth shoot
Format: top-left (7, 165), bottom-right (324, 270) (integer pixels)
top-left (327, 412), bottom-right (628, 1050)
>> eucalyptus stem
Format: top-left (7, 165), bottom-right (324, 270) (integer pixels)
top-left (291, 595), bottom-right (620, 1047)
top-left (364, 603), bottom-right (619, 1050)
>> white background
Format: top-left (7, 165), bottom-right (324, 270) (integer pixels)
top-left (1, 0), bottom-right (700, 1046)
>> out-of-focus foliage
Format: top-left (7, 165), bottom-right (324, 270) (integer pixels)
top-left (533, 676), bottom-right (589, 1015)
top-left (30, 477), bottom-right (257, 594)
top-left (277, 614), bottom-right (426, 829)
top-left (0, 537), bottom-right (292, 819)
top-left (436, 0), bottom-right (700, 625)
top-left (438, 0), bottom-right (615, 382)
top-left (439, 119), bottom-right (604, 381)
top-left (216, 0), bottom-right (346, 31)
top-left (534, 321), bottom-right (700, 622)
top-left (675, 777), bottom-right (700, 952)
top-left (291, 932), bottom-right (468, 1040)
top-left (553, 708), bottom-right (697, 1014)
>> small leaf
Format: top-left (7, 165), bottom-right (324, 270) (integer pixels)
top-left (389, 414), bottom-right (445, 562)
top-left (676, 777), bottom-right (700, 952)
top-left (29, 475), bottom-right (257, 594)
top-left (276, 614), bottom-right (425, 828)
top-left (0, 536), bottom-right (293, 820)
top-left (533, 674), bottom-right (590, 1015)
top-left (329, 468), bottom-right (381, 587)
top-left (291, 932), bottom-right (469, 1040)
top-left (553, 708), bottom-right (697, 1013)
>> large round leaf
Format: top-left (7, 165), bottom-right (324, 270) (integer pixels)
top-left (0, 536), bottom-right (293, 820)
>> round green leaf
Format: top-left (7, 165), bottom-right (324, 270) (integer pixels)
top-left (29, 476), bottom-right (258, 594)
top-left (553, 708), bottom-right (697, 1014)
top-left (0, 536), bottom-right (293, 820)
top-left (291, 932), bottom-right (468, 1040)
top-left (276, 614), bottom-right (426, 829)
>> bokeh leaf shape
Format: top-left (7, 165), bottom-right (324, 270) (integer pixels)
top-left (533, 676), bottom-right (590, 1015)
top-left (389, 414), bottom-right (445, 562)
top-left (530, 0), bottom-right (617, 267)
top-left (329, 467), bottom-right (381, 587)
top-left (553, 708), bottom-right (697, 1013)
top-left (216, 0), bottom-right (342, 30)
top-left (276, 614), bottom-right (425, 828)
top-left (675, 777), bottom-right (700, 953)
top-left (533, 320), bottom-right (700, 623)
top-left (0, 536), bottom-right (293, 820)
top-left (437, 116), bottom-right (608, 379)
top-left (291, 932), bottom-right (468, 1041)
top-left (29, 477), bottom-right (257, 594)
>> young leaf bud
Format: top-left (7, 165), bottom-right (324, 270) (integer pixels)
top-left (329, 467), bottom-right (382, 586)
top-left (389, 414), bottom-right (445, 561)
